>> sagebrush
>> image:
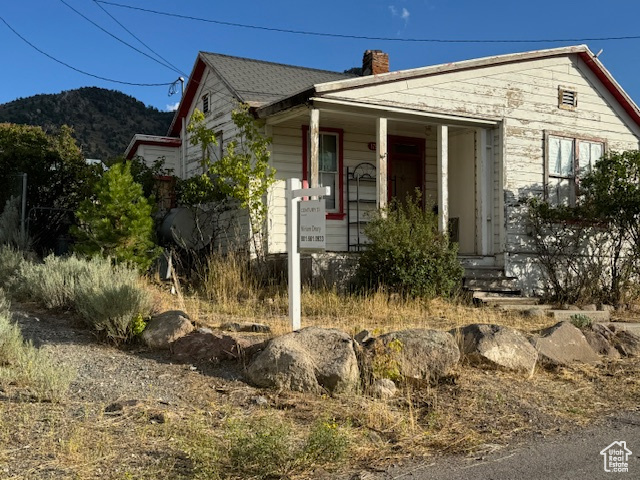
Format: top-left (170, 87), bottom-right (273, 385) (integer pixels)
top-left (0, 249), bottom-right (152, 343)
top-left (0, 289), bottom-right (75, 402)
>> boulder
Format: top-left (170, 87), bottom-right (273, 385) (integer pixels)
top-left (220, 322), bottom-right (271, 333)
top-left (171, 328), bottom-right (250, 362)
top-left (370, 329), bottom-right (460, 382)
top-left (523, 308), bottom-right (547, 318)
top-left (452, 324), bottom-right (538, 373)
top-left (141, 310), bottom-right (194, 349)
top-left (370, 378), bottom-right (397, 399)
top-left (531, 321), bottom-right (600, 367)
top-left (610, 328), bottom-right (640, 357)
top-left (354, 329), bottom-right (374, 346)
top-left (246, 327), bottom-right (359, 394)
top-left (582, 323), bottom-right (620, 359)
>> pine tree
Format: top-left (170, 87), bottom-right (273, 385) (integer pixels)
top-left (72, 162), bottom-right (160, 271)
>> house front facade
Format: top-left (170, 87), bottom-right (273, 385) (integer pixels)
top-left (127, 45), bottom-right (640, 295)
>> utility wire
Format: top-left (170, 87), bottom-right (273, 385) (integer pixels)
top-left (97, 0), bottom-right (640, 44)
top-left (58, 0), bottom-right (183, 75)
top-left (0, 15), bottom-right (174, 87)
top-left (91, 0), bottom-right (187, 77)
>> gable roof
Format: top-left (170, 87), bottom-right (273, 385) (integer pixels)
top-left (201, 52), bottom-right (354, 106)
top-left (168, 52), bottom-right (354, 136)
top-left (255, 45), bottom-right (640, 130)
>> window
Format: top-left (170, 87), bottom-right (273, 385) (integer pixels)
top-left (302, 126), bottom-right (344, 219)
top-left (202, 94), bottom-right (209, 114)
top-left (546, 133), bottom-right (604, 206)
top-left (558, 86), bottom-right (578, 110)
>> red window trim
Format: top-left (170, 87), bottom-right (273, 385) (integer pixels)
top-left (302, 125), bottom-right (346, 220)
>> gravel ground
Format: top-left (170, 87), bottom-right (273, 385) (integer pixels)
top-left (9, 304), bottom-right (256, 409)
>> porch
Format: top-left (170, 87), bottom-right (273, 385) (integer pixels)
top-left (265, 99), bottom-right (507, 269)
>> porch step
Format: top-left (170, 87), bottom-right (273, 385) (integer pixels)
top-left (472, 291), bottom-right (537, 307)
top-left (463, 267), bottom-right (521, 295)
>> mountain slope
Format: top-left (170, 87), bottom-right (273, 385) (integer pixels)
top-left (0, 87), bottom-right (175, 160)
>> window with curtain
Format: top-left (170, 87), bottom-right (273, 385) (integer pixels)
top-left (547, 134), bottom-right (604, 206)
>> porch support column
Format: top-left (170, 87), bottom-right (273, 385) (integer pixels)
top-left (376, 117), bottom-right (388, 211)
top-left (309, 108), bottom-right (320, 188)
top-left (437, 125), bottom-right (449, 234)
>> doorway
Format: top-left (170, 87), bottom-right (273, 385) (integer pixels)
top-left (388, 136), bottom-right (424, 204)
top-left (448, 129), bottom-right (476, 255)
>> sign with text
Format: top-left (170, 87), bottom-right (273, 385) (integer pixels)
top-left (299, 199), bottom-right (326, 252)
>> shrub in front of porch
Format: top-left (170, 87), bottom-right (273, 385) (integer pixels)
top-left (355, 195), bottom-right (463, 298)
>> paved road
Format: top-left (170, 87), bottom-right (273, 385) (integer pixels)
top-left (361, 412), bottom-right (640, 480)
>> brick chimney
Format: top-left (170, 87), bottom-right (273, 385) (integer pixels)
top-left (362, 50), bottom-right (389, 76)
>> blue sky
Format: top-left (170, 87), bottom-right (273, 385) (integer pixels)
top-left (2, 0), bottom-right (640, 112)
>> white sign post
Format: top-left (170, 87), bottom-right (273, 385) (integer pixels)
top-left (286, 178), bottom-right (330, 331)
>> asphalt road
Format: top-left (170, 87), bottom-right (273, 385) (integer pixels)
top-left (362, 411), bottom-right (640, 480)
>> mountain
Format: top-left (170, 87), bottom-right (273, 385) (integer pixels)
top-left (0, 87), bottom-right (175, 160)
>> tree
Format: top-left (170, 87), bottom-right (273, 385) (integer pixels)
top-left (181, 104), bottom-right (276, 254)
top-left (72, 162), bottom-right (160, 271)
top-left (0, 123), bottom-right (98, 252)
top-left (580, 150), bottom-right (640, 303)
top-left (527, 150), bottom-right (640, 304)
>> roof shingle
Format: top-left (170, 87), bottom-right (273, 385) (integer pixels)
top-left (200, 52), bottom-right (355, 106)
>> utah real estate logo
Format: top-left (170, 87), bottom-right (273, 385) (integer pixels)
top-left (600, 441), bottom-right (632, 473)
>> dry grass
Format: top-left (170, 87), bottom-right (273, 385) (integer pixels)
top-left (3, 253), bottom-right (635, 478)
top-left (154, 280), bottom-right (554, 338)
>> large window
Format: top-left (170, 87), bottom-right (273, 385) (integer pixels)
top-left (546, 133), bottom-right (604, 206)
top-left (302, 127), bottom-right (344, 219)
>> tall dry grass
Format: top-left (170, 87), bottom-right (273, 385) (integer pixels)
top-left (161, 252), bottom-right (554, 335)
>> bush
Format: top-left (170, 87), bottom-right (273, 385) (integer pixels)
top-left (72, 162), bottom-right (161, 272)
top-left (0, 290), bottom-right (75, 402)
top-left (356, 195), bottom-right (463, 298)
top-left (526, 199), bottom-right (607, 304)
top-left (2, 253), bottom-right (152, 343)
top-left (0, 246), bottom-right (25, 291)
top-left (73, 260), bottom-right (152, 343)
top-left (16, 255), bottom-right (91, 309)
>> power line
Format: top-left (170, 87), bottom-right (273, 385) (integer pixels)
top-left (58, 0), bottom-right (183, 75)
top-left (91, 0), bottom-right (187, 77)
top-left (0, 15), bottom-right (175, 87)
top-left (97, 0), bottom-right (640, 44)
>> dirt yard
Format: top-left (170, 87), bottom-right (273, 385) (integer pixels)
top-left (1, 303), bottom-right (639, 479)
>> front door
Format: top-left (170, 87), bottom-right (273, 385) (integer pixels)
top-left (388, 136), bottom-right (424, 204)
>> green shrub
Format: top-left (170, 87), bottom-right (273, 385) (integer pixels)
top-left (570, 313), bottom-right (593, 329)
top-left (0, 290), bottom-right (75, 402)
top-left (356, 194), bottom-right (463, 298)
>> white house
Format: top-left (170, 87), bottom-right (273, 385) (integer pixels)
top-left (126, 45), bottom-right (640, 295)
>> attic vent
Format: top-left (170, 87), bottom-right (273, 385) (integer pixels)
top-left (558, 86), bottom-right (577, 110)
top-left (202, 94), bottom-right (210, 114)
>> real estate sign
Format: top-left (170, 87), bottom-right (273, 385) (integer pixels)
top-left (299, 199), bottom-right (326, 252)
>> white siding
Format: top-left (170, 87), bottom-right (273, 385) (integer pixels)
top-left (136, 144), bottom-right (179, 175)
top-left (181, 66), bottom-right (251, 250)
top-left (303, 54), bottom-right (639, 290)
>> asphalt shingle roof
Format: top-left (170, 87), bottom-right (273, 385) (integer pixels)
top-left (200, 52), bottom-right (355, 107)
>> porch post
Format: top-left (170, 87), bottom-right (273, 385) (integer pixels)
top-left (376, 117), bottom-right (388, 211)
top-left (437, 125), bottom-right (449, 234)
top-left (309, 108), bottom-right (320, 188)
